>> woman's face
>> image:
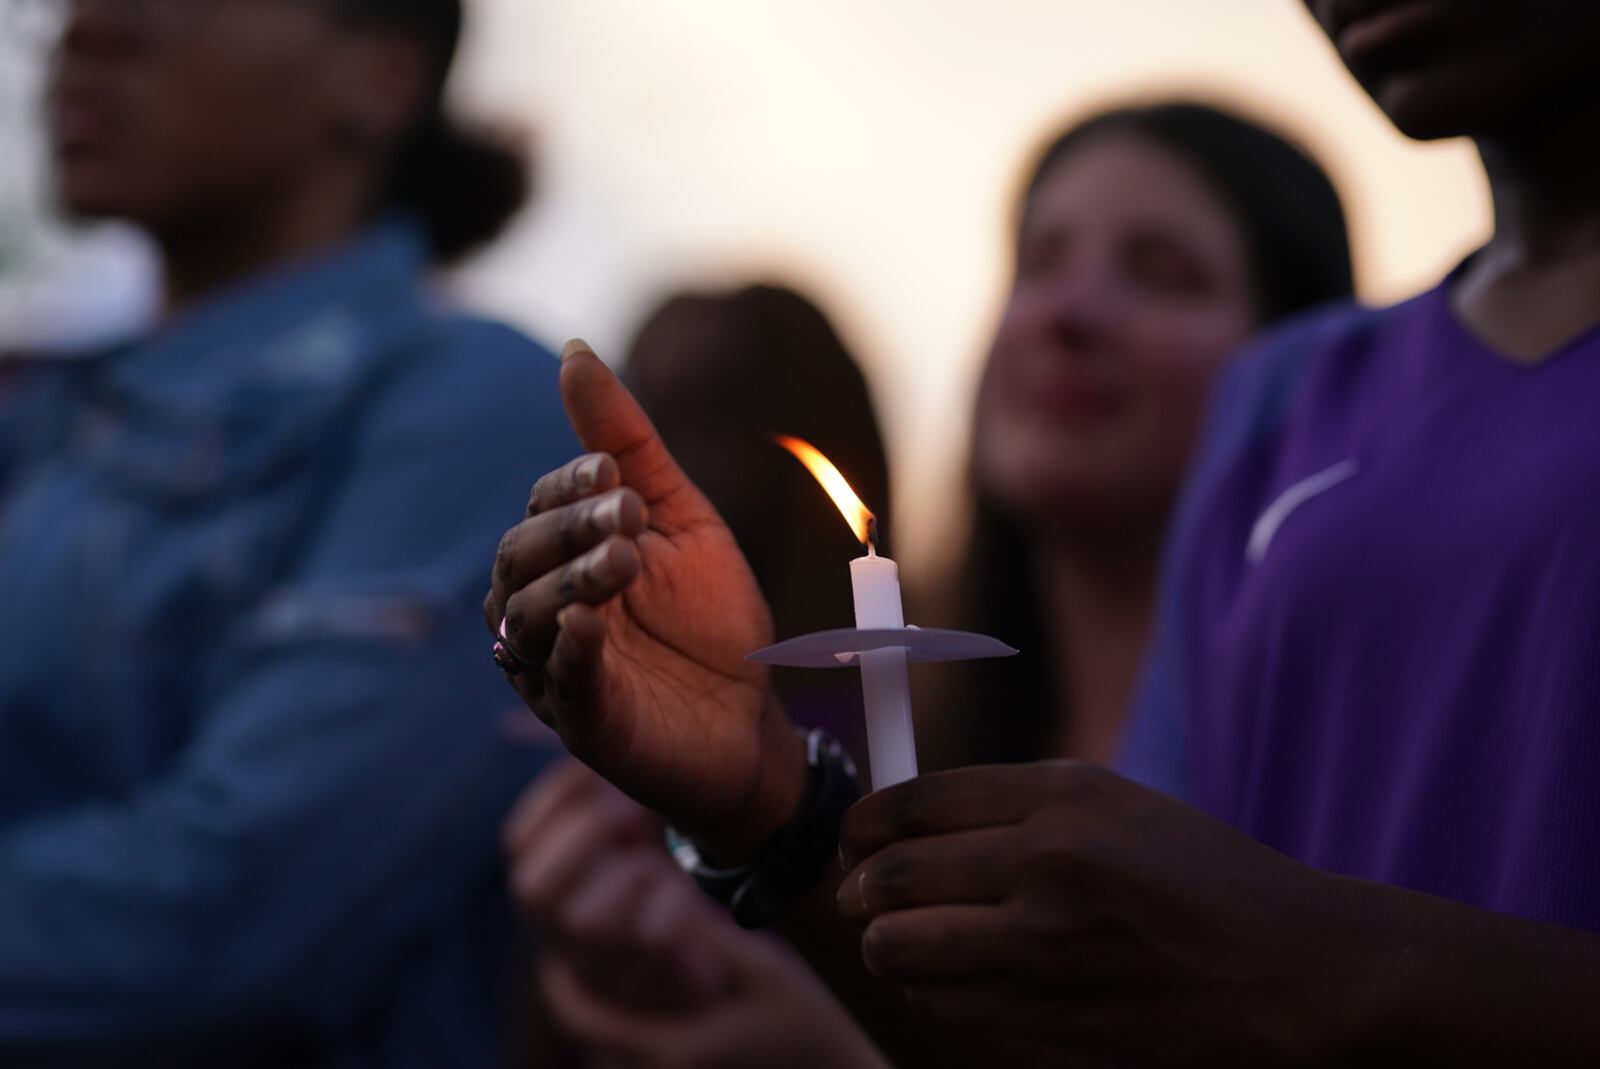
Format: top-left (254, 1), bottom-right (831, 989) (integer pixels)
top-left (48, 0), bottom-right (381, 230)
top-left (977, 131), bottom-right (1257, 535)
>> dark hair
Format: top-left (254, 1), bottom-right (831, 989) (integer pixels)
top-left (918, 102), bottom-right (1354, 770)
top-left (1024, 101), bottom-right (1353, 323)
top-left (627, 283), bottom-right (893, 610)
top-left (335, 0), bottom-right (528, 263)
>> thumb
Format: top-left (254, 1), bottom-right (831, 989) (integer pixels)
top-left (558, 340), bottom-right (701, 510)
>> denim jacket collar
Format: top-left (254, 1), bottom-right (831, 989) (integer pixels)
top-left (86, 221), bottom-right (433, 503)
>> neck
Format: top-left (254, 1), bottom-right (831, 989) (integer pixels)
top-left (1477, 108), bottom-right (1600, 263)
top-left (1450, 103), bottom-right (1600, 361)
top-left (1033, 522), bottom-right (1162, 764)
top-left (154, 168), bottom-right (374, 320)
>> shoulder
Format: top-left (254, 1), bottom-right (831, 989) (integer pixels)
top-left (272, 312), bottom-right (580, 598)
top-left (1202, 301), bottom-right (1391, 464)
top-left (359, 311), bottom-right (578, 461)
top-left (1174, 299), bottom-right (1405, 530)
top-left (1116, 301), bottom-right (1394, 795)
top-left (397, 312), bottom-right (567, 420)
top-left (425, 312), bottom-right (561, 373)
top-left (1176, 297), bottom-right (1424, 522)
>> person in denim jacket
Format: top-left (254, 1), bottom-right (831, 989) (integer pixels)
top-left (0, 0), bottom-right (577, 1064)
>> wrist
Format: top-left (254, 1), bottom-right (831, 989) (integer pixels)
top-left (671, 726), bottom-right (860, 928)
top-left (1311, 875), bottom-right (1600, 1065)
top-left (1288, 873), bottom-right (1395, 1064)
top-left (688, 695), bottom-right (810, 864)
top-left (1237, 866), bottom-right (1390, 1065)
top-left (1307, 874), bottom-right (1500, 1064)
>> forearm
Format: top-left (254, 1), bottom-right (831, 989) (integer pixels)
top-left (0, 653), bottom-right (527, 1047)
top-left (1323, 875), bottom-right (1600, 1063)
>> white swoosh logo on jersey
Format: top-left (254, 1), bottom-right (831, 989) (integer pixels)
top-left (1246, 459), bottom-right (1360, 564)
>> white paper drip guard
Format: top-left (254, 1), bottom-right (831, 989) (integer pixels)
top-left (748, 627), bottom-right (1019, 669)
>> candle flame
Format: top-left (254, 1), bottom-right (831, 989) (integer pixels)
top-left (774, 434), bottom-right (875, 545)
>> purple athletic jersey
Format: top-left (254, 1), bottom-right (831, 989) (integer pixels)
top-left (1119, 270), bottom-right (1600, 932)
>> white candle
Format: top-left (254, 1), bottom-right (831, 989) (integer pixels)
top-left (850, 544), bottom-right (918, 788)
top-left (772, 434), bottom-right (921, 790)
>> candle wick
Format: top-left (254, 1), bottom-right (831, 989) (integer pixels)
top-left (866, 516), bottom-right (879, 556)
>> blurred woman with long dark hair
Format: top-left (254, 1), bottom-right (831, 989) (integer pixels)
top-left (919, 101), bottom-right (1352, 771)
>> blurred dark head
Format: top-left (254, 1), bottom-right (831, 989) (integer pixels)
top-left (1303, 0), bottom-right (1600, 141)
top-left (626, 285), bottom-right (891, 736)
top-left (49, 0), bottom-right (525, 263)
top-left (927, 103), bottom-right (1352, 767)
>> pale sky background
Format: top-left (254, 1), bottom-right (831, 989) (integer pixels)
top-left (1, 0), bottom-right (1494, 574)
top-left (447, 0), bottom-right (1492, 572)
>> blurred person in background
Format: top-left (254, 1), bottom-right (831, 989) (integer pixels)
top-left (0, 0), bottom-right (575, 1065)
top-left (489, 0), bottom-right (1600, 1056)
top-left (918, 101), bottom-right (1352, 771)
top-left (501, 103), bottom-right (1353, 1067)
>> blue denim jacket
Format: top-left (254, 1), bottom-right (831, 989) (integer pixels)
top-left (0, 224), bottom-right (578, 1066)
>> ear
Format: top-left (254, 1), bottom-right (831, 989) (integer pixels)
top-left (330, 28), bottom-right (435, 149)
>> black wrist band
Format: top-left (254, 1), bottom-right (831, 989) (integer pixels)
top-left (666, 728), bottom-right (861, 929)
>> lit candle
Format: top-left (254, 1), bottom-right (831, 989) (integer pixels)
top-left (776, 436), bottom-right (918, 788)
top-left (850, 539), bottom-right (918, 787)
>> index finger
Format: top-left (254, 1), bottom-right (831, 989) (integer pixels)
top-left (839, 766), bottom-right (1036, 870)
top-left (526, 452), bottom-right (620, 518)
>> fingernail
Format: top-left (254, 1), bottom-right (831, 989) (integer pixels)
top-left (498, 617), bottom-right (509, 640)
top-left (560, 338), bottom-right (594, 363)
top-left (838, 843), bottom-right (852, 871)
top-left (594, 492), bottom-right (624, 531)
top-left (556, 606), bottom-right (574, 629)
top-left (586, 545), bottom-right (614, 585)
top-left (856, 870), bottom-right (869, 913)
top-left (576, 455), bottom-right (604, 492)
